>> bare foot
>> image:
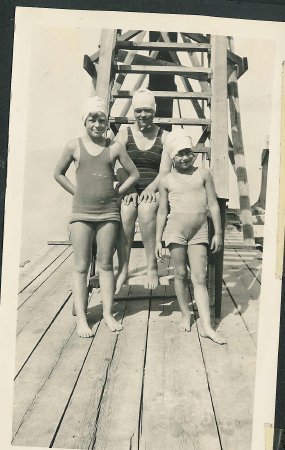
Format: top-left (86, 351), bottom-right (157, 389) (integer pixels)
top-left (144, 268), bottom-right (159, 290)
top-left (198, 319), bottom-right (226, 345)
top-left (103, 314), bottom-right (123, 332)
top-left (115, 269), bottom-right (128, 295)
top-left (76, 318), bottom-right (94, 338)
top-left (178, 313), bottom-right (191, 332)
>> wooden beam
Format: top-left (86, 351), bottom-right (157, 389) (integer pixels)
top-left (117, 41), bottom-right (211, 51)
top-left (112, 90), bottom-right (211, 100)
top-left (83, 55), bottom-right (97, 78)
top-left (160, 32), bottom-right (208, 119)
top-left (111, 31), bottom-right (147, 105)
top-left (115, 64), bottom-right (211, 79)
top-left (89, 30), bottom-right (143, 62)
top-left (180, 33), bottom-right (211, 94)
top-left (228, 63), bottom-right (255, 246)
top-left (182, 33), bottom-right (210, 43)
top-left (210, 35), bottom-right (229, 200)
top-left (94, 29), bottom-right (118, 106)
top-left (109, 117), bottom-right (211, 126)
top-left (109, 44), bottom-right (162, 137)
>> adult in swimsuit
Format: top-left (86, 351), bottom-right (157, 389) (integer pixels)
top-left (114, 89), bottom-right (172, 292)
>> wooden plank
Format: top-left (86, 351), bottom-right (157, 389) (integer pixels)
top-left (210, 35), bottom-right (229, 199)
top-left (91, 298), bottom-right (150, 449)
top-left (18, 247), bottom-right (73, 308)
top-left (180, 33), bottom-right (211, 94)
top-left (52, 312), bottom-right (126, 449)
top-left (214, 198), bottom-right (227, 318)
top-left (53, 247), bottom-right (143, 448)
top-left (112, 89), bottom-right (211, 99)
top-left (140, 296), bottom-right (221, 449)
top-left (83, 54), bottom-right (96, 78)
top-left (116, 64), bottom-right (211, 77)
top-left (182, 33), bottom-right (210, 43)
top-left (111, 31), bottom-right (147, 104)
top-left (15, 259), bottom-right (74, 375)
top-left (109, 117), bottom-right (211, 126)
top-left (228, 63), bottom-right (255, 245)
top-left (12, 289), bottom-right (113, 448)
top-left (117, 41), bottom-right (211, 51)
top-left (198, 286), bottom-right (256, 450)
top-left (109, 45), bottom-right (161, 137)
top-left (89, 30), bottom-right (143, 63)
top-left (160, 32), bottom-right (209, 120)
top-left (95, 29), bottom-right (118, 104)
top-left (223, 249), bottom-right (261, 345)
top-left (16, 253), bottom-right (73, 336)
top-left (12, 292), bottom-right (83, 440)
top-left (19, 244), bottom-right (69, 293)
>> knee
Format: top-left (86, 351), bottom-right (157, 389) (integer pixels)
top-left (74, 260), bottom-right (90, 275)
top-left (174, 266), bottom-right (187, 282)
top-left (191, 271), bottom-right (206, 287)
top-left (98, 259), bottom-right (113, 272)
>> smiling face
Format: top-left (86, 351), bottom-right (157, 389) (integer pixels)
top-left (85, 112), bottom-right (108, 140)
top-left (173, 148), bottom-right (195, 170)
top-left (134, 107), bottom-right (155, 130)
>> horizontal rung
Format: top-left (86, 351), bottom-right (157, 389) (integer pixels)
top-left (116, 41), bottom-right (211, 52)
top-left (115, 64), bottom-right (212, 77)
top-left (109, 117), bottom-right (211, 126)
top-left (112, 90), bottom-right (211, 100)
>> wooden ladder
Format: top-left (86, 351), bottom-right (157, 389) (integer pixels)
top-left (84, 29), bottom-right (255, 318)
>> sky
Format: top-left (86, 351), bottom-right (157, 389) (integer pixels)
top-left (13, 20), bottom-right (276, 259)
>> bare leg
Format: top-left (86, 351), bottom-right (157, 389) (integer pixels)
top-left (96, 221), bottom-right (123, 332)
top-left (138, 193), bottom-right (159, 290)
top-left (188, 244), bottom-right (226, 345)
top-left (115, 203), bottom-right (137, 294)
top-left (169, 244), bottom-right (191, 332)
top-left (70, 221), bottom-right (95, 338)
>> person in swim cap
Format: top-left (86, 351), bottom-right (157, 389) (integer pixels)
top-left (54, 96), bottom-right (139, 337)
top-left (114, 88), bottom-right (171, 293)
top-left (155, 130), bottom-right (226, 344)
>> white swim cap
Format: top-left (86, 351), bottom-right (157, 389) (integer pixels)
top-left (132, 88), bottom-right (156, 112)
top-left (82, 96), bottom-right (108, 124)
top-left (165, 130), bottom-right (194, 159)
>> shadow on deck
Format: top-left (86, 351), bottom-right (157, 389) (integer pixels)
top-left (13, 227), bottom-right (262, 450)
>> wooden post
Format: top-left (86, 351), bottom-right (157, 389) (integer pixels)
top-left (89, 29), bottom-right (118, 286)
top-left (209, 35), bottom-right (228, 319)
top-left (94, 29), bottom-right (118, 106)
top-left (228, 63), bottom-right (255, 246)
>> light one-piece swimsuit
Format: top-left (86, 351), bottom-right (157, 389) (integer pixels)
top-left (163, 168), bottom-right (209, 247)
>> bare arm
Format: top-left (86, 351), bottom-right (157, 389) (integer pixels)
top-left (155, 177), bottom-right (169, 258)
top-left (112, 142), bottom-right (140, 196)
top-left (54, 140), bottom-right (77, 195)
top-left (203, 169), bottom-right (222, 253)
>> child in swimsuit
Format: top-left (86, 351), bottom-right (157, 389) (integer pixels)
top-left (155, 131), bottom-right (226, 345)
top-left (54, 96), bottom-right (139, 338)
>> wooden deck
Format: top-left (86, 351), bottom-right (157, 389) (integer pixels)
top-left (13, 227), bottom-right (262, 450)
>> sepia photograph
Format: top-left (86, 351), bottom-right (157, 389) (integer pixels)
top-left (1, 7), bottom-right (285, 450)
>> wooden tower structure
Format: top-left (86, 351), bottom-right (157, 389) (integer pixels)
top-left (83, 30), bottom-right (255, 318)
